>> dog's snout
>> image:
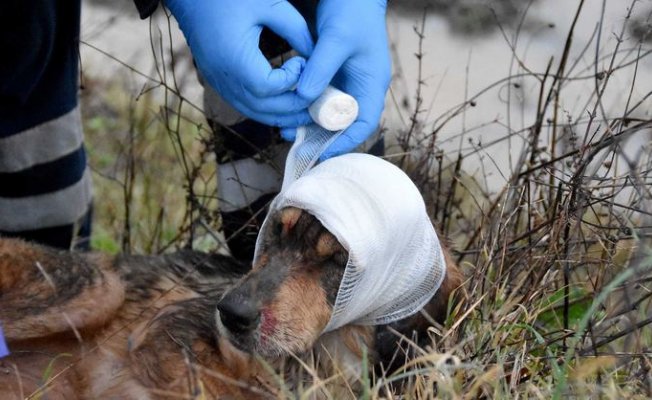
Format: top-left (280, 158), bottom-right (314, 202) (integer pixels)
top-left (217, 295), bottom-right (260, 334)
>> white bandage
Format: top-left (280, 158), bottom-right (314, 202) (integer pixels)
top-left (308, 86), bottom-right (359, 132)
top-left (255, 154), bottom-right (446, 332)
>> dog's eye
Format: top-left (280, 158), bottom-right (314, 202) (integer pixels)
top-left (315, 232), bottom-right (343, 259)
top-left (274, 221), bottom-right (283, 238)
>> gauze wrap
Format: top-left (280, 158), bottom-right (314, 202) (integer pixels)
top-left (253, 88), bottom-right (446, 332)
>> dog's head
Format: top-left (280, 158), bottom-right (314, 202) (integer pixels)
top-left (216, 207), bottom-right (347, 357)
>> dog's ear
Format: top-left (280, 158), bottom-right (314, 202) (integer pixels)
top-left (315, 229), bottom-right (342, 259)
top-left (373, 253), bottom-right (465, 375)
top-left (425, 248), bottom-right (466, 323)
top-left (279, 207), bottom-right (302, 237)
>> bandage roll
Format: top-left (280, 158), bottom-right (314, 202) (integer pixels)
top-left (308, 86), bottom-right (359, 132)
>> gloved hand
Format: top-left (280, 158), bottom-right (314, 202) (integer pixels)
top-left (166, 0), bottom-right (315, 127)
top-left (281, 0), bottom-right (391, 159)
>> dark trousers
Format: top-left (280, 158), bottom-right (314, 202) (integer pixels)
top-left (0, 0), bottom-right (91, 250)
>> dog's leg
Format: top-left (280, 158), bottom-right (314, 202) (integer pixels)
top-left (0, 238), bottom-right (125, 341)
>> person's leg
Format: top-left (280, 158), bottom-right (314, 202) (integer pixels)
top-left (203, 70), bottom-right (288, 261)
top-left (0, 0), bottom-right (92, 250)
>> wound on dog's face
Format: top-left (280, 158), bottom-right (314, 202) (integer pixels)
top-left (217, 207), bottom-right (347, 357)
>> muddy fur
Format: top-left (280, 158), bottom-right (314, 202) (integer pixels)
top-left (0, 207), bottom-right (463, 399)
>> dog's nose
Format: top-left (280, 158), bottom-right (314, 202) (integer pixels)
top-left (217, 295), bottom-right (260, 334)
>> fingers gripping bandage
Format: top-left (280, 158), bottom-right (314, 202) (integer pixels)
top-left (282, 86), bottom-right (358, 188)
top-left (255, 88), bottom-right (446, 332)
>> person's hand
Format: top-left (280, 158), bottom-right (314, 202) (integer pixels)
top-left (166, 0), bottom-right (315, 127)
top-left (282, 0), bottom-right (391, 159)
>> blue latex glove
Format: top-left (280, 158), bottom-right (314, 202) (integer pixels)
top-left (0, 324), bottom-right (8, 358)
top-left (166, 0), bottom-right (315, 128)
top-left (282, 0), bottom-right (391, 159)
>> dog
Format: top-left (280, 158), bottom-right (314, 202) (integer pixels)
top-left (0, 206), bottom-right (463, 399)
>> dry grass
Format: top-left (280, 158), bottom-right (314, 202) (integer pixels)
top-left (77, 1), bottom-right (652, 398)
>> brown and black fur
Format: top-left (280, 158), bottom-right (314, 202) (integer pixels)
top-left (0, 207), bottom-right (463, 399)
